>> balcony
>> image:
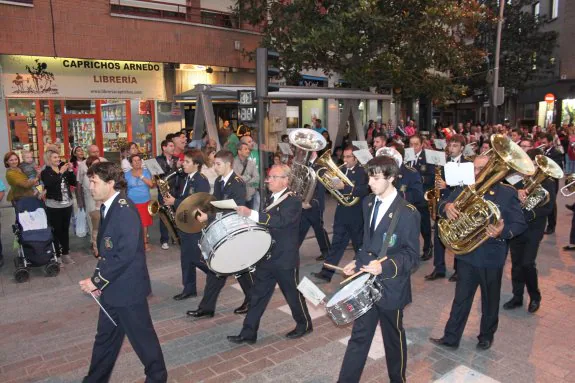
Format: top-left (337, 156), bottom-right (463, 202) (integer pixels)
top-left (109, 0), bottom-right (259, 32)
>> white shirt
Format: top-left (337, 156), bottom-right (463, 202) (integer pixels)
top-left (220, 170), bottom-right (234, 188)
top-left (181, 171), bottom-right (197, 196)
top-left (101, 191), bottom-right (120, 219)
top-left (450, 154), bottom-right (462, 163)
top-left (411, 150), bottom-right (423, 167)
top-left (369, 189), bottom-right (398, 231)
top-left (248, 187), bottom-right (288, 222)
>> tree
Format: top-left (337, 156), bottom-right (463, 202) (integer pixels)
top-left (235, 0), bottom-right (489, 102)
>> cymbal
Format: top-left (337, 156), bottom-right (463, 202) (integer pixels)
top-left (175, 192), bottom-right (216, 233)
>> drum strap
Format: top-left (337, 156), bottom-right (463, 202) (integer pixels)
top-left (265, 192), bottom-right (294, 212)
top-left (375, 202), bottom-right (403, 261)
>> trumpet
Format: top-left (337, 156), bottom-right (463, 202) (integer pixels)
top-left (561, 174), bottom-right (575, 197)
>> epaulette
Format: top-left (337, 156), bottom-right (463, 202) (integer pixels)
top-left (199, 173), bottom-right (207, 179)
top-left (405, 203), bottom-right (416, 211)
top-left (118, 198), bottom-right (130, 207)
top-left (234, 176), bottom-right (245, 183)
top-left (404, 165), bottom-right (417, 172)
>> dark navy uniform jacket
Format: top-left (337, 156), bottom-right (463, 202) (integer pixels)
top-left (155, 154), bottom-right (179, 194)
top-left (173, 171), bottom-right (210, 210)
top-left (411, 150), bottom-right (435, 192)
top-left (355, 194), bottom-right (420, 310)
top-left (214, 171), bottom-right (246, 206)
top-left (396, 164), bottom-right (425, 208)
top-left (303, 180), bottom-right (326, 215)
top-left (516, 178), bottom-right (556, 241)
top-left (91, 193), bottom-right (151, 307)
top-left (335, 165), bottom-right (369, 218)
top-left (439, 183), bottom-right (527, 269)
top-left (256, 189), bottom-right (302, 269)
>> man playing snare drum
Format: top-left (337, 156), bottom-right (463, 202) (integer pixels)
top-left (338, 155), bottom-right (420, 383)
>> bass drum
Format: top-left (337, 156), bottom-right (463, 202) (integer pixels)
top-left (199, 213), bottom-right (272, 275)
top-left (325, 274), bottom-right (382, 325)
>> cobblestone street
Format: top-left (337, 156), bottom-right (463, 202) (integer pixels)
top-left (0, 194), bottom-right (574, 383)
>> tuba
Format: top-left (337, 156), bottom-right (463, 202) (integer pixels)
top-left (148, 168), bottom-right (182, 245)
top-left (560, 174), bottom-right (575, 197)
top-left (438, 134), bottom-right (535, 255)
top-left (521, 155), bottom-right (563, 210)
top-left (288, 128), bottom-right (326, 204)
top-left (315, 151), bottom-right (360, 206)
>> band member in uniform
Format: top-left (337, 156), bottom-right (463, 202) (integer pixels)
top-left (338, 156), bottom-right (420, 383)
top-left (372, 133), bottom-right (386, 154)
top-left (79, 162), bottom-right (167, 383)
top-left (430, 155), bottom-right (527, 350)
top-left (425, 134), bottom-right (469, 282)
top-left (155, 139), bottom-right (181, 250)
top-left (187, 150), bottom-right (253, 317)
top-left (408, 134), bottom-right (435, 260)
top-left (504, 148), bottom-right (555, 313)
top-left (163, 149), bottom-right (210, 300)
top-left (540, 133), bottom-right (564, 235)
top-left (311, 146), bottom-right (369, 282)
top-left (228, 164), bottom-right (313, 344)
top-left (299, 178), bottom-right (331, 261)
top-left (386, 143), bottom-right (425, 208)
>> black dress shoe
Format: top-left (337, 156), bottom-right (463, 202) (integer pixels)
top-left (173, 292), bottom-right (197, 301)
top-left (448, 272), bottom-right (458, 282)
top-left (503, 297), bottom-right (523, 310)
top-left (429, 337), bottom-right (458, 349)
top-left (186, 309), bottom-right (215, 318)
top-left (227, 335), bottom-right (257, 345)
top-left (315, 254), bottom-right (326, 261)
top-left (528, 299), bottom-right (541, 313)
top-left (424, 271), bottom-right (446, 281)
top-left (285, 327), bottom-right (313, 339)
top-left (311, 272), bottom-right (331, 283)
top-left (476, 339), bottom-right (492, 350)
top-left (544, 227), bottom-right (555, 235)
top-left (233, 303), bottom-right (249, 314)
top-left (566, 204), bottom-right (575, 212)
top-left (420, 248), bottom-right (433, 261)
top-left (562, 245), bottom-right (575, 251)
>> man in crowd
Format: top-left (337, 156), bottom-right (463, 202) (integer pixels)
top-left (155, 139), bottom-right (179, 250)
top-left (430, 155), bottom-right (526, 351)
top-left (540, 133), bottom-right (564, 235)
top-left (233, 142), bottom-right (259, 209)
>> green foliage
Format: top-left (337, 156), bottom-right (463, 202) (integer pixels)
top-left (235, 0), bottom-right (488, 102)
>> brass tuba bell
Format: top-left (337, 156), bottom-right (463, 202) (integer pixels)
top-left (521, 155), bottom-right (563, 210)
top-left (287, 128), bottom-right (326, 204)
top-left (438, 134), bottom-right (535, 254)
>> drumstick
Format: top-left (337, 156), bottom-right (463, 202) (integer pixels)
top-left (323, 263), bottom-right (344, 272)
top-left (340, 256), bottom-right (388, 285)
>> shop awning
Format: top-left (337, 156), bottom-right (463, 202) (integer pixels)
top-left (518, 80), bottom-right (575, 103)
top-left (175, 84), bottom-right (392, 102)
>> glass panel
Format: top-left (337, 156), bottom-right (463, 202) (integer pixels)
top-left (131, 100), bottom-right (154, 157)
top-left (54, 101), bottom-right (64, 154)
top-left (101, 100), bottom-right (127, 155)
top-left (68, 118), bottom-right (96, 150)
top-left (40, 100), bottom-right (50, 141)
top-left (64, 100), bottom-right (95, 114)
top-left (7, 99), bottom-right (40, 162)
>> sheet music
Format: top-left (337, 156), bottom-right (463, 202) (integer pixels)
top-left (403, 147), bottom-right (416, 163)
top-left (353, 149), bottom-right (373, 165)
top-left (506, 173), bottom-right (523, 185)
top-left (352, 141), bottom-right (369, 150)
top-left (210, 199), bottom-right (238, 209)
top-left (278, 143), bottom-right (293, 156)
top-left (144, 159), bottom-right (164, 176)
top-left (433, 139), bottom-right (447, 150)
top-left (463, 143), bottom-right (476, 157)
top-left (297, 277), bottom-right (327, 306)
top-left (424, 149), bottom-right (446, 166)
top-left (445, 162), bottom-right (475, 186)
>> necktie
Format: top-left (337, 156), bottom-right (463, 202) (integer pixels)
top-left (220, 180), bottom-right (225, 195)
top-left (369, 199), bottom-right (382, 238)
top-left (100, 204), bottom-right (106, 221)
top-left (182, 176), bottom-right (191, 197)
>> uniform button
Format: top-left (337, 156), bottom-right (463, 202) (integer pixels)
top-left (94, 277), bottom-right (100, 283)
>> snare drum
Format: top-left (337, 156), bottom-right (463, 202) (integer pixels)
top-left (199, 213), bottom-right (272, 275)
top-left (325, 274), bottom-right (382, 325)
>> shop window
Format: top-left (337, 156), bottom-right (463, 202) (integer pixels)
top-left (6, 99), bottom-right (40, 162)
top-left (550, 0), bottom-right (559, 19)
top-left (131, 100), bottom-right (154, 158)
top-left (533, 2), bottom-right (540, 18)
top-left (102, 100), bottom-right (128, 159)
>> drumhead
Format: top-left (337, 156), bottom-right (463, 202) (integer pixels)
top-left (209, 230), bottom-right (272, 274)
top-left (326, 274), bottom-right (372, 307)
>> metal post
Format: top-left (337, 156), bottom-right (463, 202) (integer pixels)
top-left (491, 0), bottom-right (505, 124)
top-left (256, 48), bottom-right (267, 205)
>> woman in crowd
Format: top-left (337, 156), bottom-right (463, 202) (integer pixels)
top-left (41, 150), bottom-right (77, 264)
top-left (121, 142), bottom-right (141, 172)
top-left (201, 146), bottom-right (218, 193)
top-left (69, 146), bottom-right (85, 175)
top-left (82, 155), bottom-right (103, 254)
top-left (4, 151), bottom-right (40, 204)
top-left (124, 153), bottom-right (155, 251)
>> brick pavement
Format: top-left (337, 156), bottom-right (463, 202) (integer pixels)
top-left (0, 194), bottom-right (574, 382)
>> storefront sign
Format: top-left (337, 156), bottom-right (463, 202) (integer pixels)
top-left (0, 55), bottom-right (165, 100)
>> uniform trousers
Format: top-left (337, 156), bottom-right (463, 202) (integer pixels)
top-left (84, 299), bottom-right (167, 383)
top-left (570, 211), bottom-right (575, 244)
top-left (509, 226), bottom-right (543, 301)
top-left (547, 179), bottom-right (559, 229)
top-left (240, 266), bottom-right (312, 339)
top-left (198, 270), bottom-right (254, 312)
top-left (298, 208), bottom-right (331, 255)
top-left (432, 221), bottom-right (457, 274)
top-left (417, 205), bottom-right (432, 252)
top-left (320, 216), bottom-right (363, 280)
top-left (179, 231), bottom-right (211, 295)
top-left (443, 260), bottom-right (503, 345)
top-left (338, 307), bottom-right (407, 383)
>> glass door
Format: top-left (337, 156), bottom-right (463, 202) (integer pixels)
top-left (66, 117), bottom-right (96, 150)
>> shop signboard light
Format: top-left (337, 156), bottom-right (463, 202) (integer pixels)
top-left (0, 55), bottom-right (165, 100)
top-left (545, 93), bottom-right (555, 104)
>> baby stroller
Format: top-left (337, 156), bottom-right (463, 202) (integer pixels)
top-left (12, 197), bottom-right (60, 283)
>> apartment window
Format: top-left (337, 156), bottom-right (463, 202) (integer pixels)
top-left (533, 2), bottom-right (540, 17)
top-left (0, 0), bottom-right (33, 5)
top-left (551, 0), bottom-right (559, 19)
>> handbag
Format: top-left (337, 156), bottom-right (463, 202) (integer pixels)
top-left (75, 208), bottom-right (88, 238)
